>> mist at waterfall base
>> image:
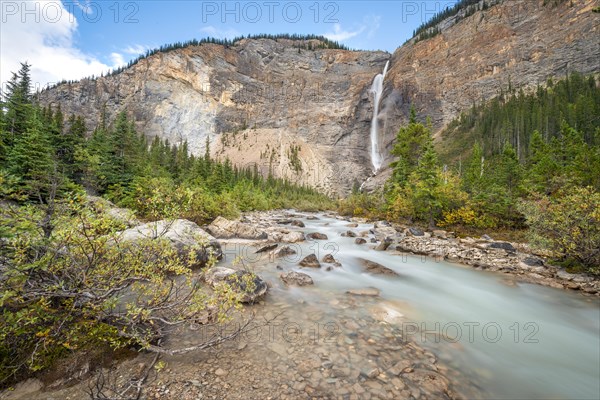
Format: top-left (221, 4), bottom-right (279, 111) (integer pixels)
top-left (369, 61), bottom-right (389, 172)
top-left (220, 213), bottom-right (600, 399)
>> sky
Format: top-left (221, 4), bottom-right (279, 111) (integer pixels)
top-left (1, 0), bottom-right (460, 90)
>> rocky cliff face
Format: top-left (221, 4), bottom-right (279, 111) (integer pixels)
top-left (39, 0), bottom-right (599, 195)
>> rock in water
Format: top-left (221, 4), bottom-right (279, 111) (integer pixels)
top-left (322, 254), bottom-right (342, 267)
top-left (290, 220), bottom-right (305, 228)
top-left (280, 271), bottom-right (314, 286)
top-left (207, 216), bottom-right (267, 240)
top-left (281, 231), bottom-right (305, 243)
top-left (255, 243), bottom-right (278, 253)
top-left (204, 267), bottom-right (268, 303)
top-left (117, 219), bottom-right (222, 269)
top-left (375, 237), bottom-right (393, 251)
top-left (359, 258), bottom-right (399, 276)
top-left (346, 287), bottom-right (380, 297)
top-left (355, 238), bottom-right (367, 245)
top-left (271, 245), bottom-right (298, 258)
top-left (299, 254), bottom-right (321, 268)
top-left (307, 232), bottom-right (328, 240)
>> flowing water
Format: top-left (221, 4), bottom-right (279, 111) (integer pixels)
top-left (369, 61), bottom-right (389, 172)
top-left (215, 212), bottom-right (600, 399)
top-left (8, 212), bottom-right (598, 400)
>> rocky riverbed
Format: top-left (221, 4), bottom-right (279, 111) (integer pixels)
top-left (237, 210), bottom-right (599, 296)
top-left (3, 210), bottom-right (599, 400)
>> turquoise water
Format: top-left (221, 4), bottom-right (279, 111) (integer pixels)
top-left (236, 213), bottom-right (600, 399)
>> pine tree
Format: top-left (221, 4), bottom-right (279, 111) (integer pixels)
top-left (390, 110), bottom-right (432, 186)
top-left (410, 141), bottom-right (442, 228)
top-left (2, 63), bottom-right (34, 146)
top-left (6, 110), bottom-right (55, 198)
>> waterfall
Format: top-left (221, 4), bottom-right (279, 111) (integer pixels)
top-left (369, 60), bottom-right (389, 172)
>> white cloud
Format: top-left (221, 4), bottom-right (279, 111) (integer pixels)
top-left (123, 44), bottom-right (151, 56)
top-left (0, 0), bottom-right (116, 90)
top-left (73, 0), bottom-right (94, 15)
top-left (324, 23), bottom-right (365, 42)
top-left (200, 26), bottom-right (240, 40)
top-left (110, 52), bottom-right (126, 68)
top-left (323, 15), bottom-right (381, 43)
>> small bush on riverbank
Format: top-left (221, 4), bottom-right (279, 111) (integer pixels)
top-left (518, 186), bottom-right (600, 275)
top-left (0, 198), bottom-right (246, 387)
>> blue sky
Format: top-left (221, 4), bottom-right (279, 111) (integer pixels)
top-left (1, 0), bottom-right (459, 88)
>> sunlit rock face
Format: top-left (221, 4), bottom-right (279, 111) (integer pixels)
top-left (40, 0), bottom-right (599, 195)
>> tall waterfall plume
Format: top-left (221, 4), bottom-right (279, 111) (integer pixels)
top-left (369, 60), bottom-right (389, 172)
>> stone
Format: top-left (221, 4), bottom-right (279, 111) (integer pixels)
top-left (117, 219), bottom-right (222, 269)
top-left (322, 254), bottom-right (340, 265)
top-left (280, 271), bottom-right (314, 286)
top-left (271, 245), bottom-right (298, 258)
top-left (207, 216), bottom-right (267, 240)
top-left (481, 234), bottom-right (493, 241)
top-left (359, 258), bottom-right (399, 276)
top-left (366, 368), bottom-right (380, 379)
top-left (255, 243), bottom-right (278, 253)
top-left (290, 220), bottom-right (305, 228)
top-left (522, 256), bottom-right (544, 266)
top-left (307, 232), bottom-right (328, 240)
top-left (375, 237), bottom-right (393, 251)
top-left (355, 238), bottom-right (367, 245)
top-left (281, 231), bottom-right (305, 243)
top-left (204, 267), bottom-right (268, 303)
top-left (346, 287), bottom-right (380, 297)
top-left (490, 242), bottom-right (516, 253)
top-left (299, 254), bottom-right (321, 268)
top-left (408, 227), bottom-right (424, 236)
top-left (342, 230), bottom-right (357, 237)
top-left (432, 230), bottom-right (447, 239)
top-left (346, 223), bottom-right (359, 228)
top-left (87, 195), bottom-right (140, 227)
top-left (214, 368), bottom-right (227, 377)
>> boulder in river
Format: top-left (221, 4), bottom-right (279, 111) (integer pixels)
top-left (341, 230), bottom-right (357, 237)
top-left (299, 254), bottom-right (321, 268)
top-left (117, 219), bottom-right (222, 269)
top-left (282, 231), bottom-right (305, 243)
top-left (280, 271), bottom-right (314, 286)
top-left (322, 254), bottom-right (342, 267)
top-left (204, 267), bottom-right (268, 303)
top-left (355, 238), bottom-right (367, 245)
top-left (290, 220), bottom-right (305, 228)
top-left (359, 258), bottom-right (399, 276)
top-left (255, 243), bottom-right (278, 253)
top-left (307, 232), bottom-right (328, 240)
top-left (271, 245), bottom-right (298, 259)
top-left (375, 237), bottom-right (393, 251)
top-left (207, 216), bottom-right (267, 240)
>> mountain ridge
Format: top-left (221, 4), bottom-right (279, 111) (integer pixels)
top-left (38, 0), bottom-right (600, 195)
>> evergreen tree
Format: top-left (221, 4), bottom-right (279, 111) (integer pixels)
top-left (390, 108), bottom-right (431, 186)
top-left (2, 63), bottom-right (34, 146)
top-left (6, 110), bottom-right (55, 198)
